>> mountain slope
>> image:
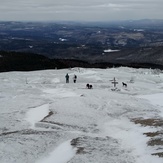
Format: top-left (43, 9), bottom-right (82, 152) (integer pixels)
top-left (0, 67), bottom-right (163, 162)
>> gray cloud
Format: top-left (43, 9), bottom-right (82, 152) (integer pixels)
top-left (0, 0), bottom-right (162, 21)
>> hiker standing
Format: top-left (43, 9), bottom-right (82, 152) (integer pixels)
top-left (73, 74), bottom-right (77, 83)
top-left (65, 73), bottom-right (69, 83)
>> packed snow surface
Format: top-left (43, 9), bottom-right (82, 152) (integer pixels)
top-left (0, 67), bottom-right (163, 163)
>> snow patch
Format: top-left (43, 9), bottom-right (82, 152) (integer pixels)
top-left (25, 104), bottom-right (49, 128)
top-left (138, 93), bottom-right (163, 117)
top-left (104, 49), bottom-right (120, 53)
top-left (36, 140), bottom-right (76, 163)
top-left (103, 118), bottom-right (162, 163)
top-left (59, 38), bottom-right (67, 42)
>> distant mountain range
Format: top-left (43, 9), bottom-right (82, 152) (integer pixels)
top-left (0, 20), bottom-right (163, 71)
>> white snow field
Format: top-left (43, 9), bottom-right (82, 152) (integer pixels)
top-left (0, 67), bottom-right (163, 163)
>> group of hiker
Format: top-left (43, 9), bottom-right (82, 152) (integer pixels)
top-left (65, 73), bottom-right (93, 89)
top-left (65, 73), bottom-right (127, 89)
top-left (65, 73), bottom-right (77, 83)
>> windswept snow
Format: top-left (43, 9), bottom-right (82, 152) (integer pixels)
top-left (0, 67), bottom-right (163, 163)
top-left (138, 93), bottom-right (163, 117)
top-left (25, 104), bottom-right (50, 128)
top-left (36, 140), bottom-right (76, 163)
top-left (103, 118), bottom-right (162, 163)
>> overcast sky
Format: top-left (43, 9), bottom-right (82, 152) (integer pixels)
top-left (0, 0), bottom-right (163, 22)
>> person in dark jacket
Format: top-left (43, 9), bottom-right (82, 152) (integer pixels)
top-left (65, 73), bottom-right (69, 83)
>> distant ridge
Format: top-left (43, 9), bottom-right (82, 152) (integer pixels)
top-left (0, 51), bottom-right (163, 72)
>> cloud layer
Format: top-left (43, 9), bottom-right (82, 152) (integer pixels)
top-left (0, 0), bottom-right (162, 21)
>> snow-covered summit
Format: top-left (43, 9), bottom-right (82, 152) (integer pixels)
top-left (0, 67), bottom-right (163, 163)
